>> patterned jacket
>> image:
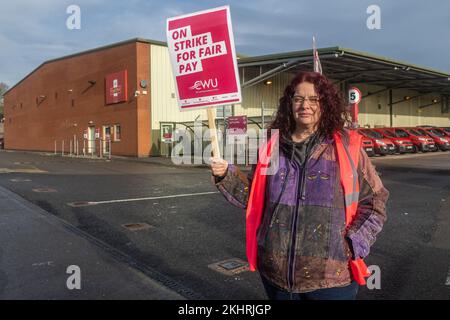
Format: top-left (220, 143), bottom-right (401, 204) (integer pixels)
top-left (214, 133), bottom-right (389, 292)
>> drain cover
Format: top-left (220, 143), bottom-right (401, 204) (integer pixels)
top-left (220, 261), bottom-right (244, 270)
top-left (32, 188), bottom-right (57, 193)
top-left (122, 223), bottom-right (153, 231)
top-left (208, 258), bottom-right (249, 276)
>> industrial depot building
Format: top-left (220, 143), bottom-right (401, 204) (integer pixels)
top-left (3, 37), bottom-right (450, 157)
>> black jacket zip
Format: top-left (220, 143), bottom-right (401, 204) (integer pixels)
top-left (287, 138), bottom-right (322, 292)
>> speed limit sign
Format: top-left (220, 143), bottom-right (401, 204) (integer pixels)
top-left (348, 87), bottom-right (362, 104)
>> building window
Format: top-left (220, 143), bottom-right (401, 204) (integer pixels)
top-left (442, 96), bottom-right (449, 114)
top-left (71, 99), bottom-right (75, 107)
top-left (114, 124), bottom-right (121, 141)
top-left (103, 125), bottom-right (111, 139)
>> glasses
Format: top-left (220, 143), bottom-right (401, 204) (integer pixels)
top-left (292, 95), bottom-right (320, 106)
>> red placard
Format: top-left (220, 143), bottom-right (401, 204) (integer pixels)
top-left (105, 70), bottom-right (128, 105)
top-left (166, 6), bottom-right (242, 111)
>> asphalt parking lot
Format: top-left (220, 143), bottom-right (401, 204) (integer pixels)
top-left (0, 149), bottom-right (449, 299)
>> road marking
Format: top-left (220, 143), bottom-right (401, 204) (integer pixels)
top-left (10, 178), bottom-right (32, 182)
top-left (446, 268), bottom-right (450, 286)
top-left (67, 191), bottom-right (220, 207)
top-left (32, 261), bottom-right (54, 267)
top-left (33, 188), bottom-right (57, 193)
top-left (0, 168), bottom-right (47, 174)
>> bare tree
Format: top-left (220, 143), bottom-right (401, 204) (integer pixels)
top-left (0, 82), bottom-right (9, 118)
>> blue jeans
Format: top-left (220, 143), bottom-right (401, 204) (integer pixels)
top-left (261, 276), bottom-right (359, 300)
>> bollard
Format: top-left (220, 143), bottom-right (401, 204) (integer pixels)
top-left (108, 139), bottom-right (112, 160)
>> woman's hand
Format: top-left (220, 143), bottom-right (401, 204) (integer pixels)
top-left (210, 157), bottom-right (229, 178)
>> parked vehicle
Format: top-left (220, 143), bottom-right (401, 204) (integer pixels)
top-left (375, 127), bottom-right (434, 153)
top-left (401, 127), bottom-right (437, 152)
top-left (415, 127), bottom-right (450, 151)
top-left (372, 128), bottom-right (415, 154)
top-left (358, 128), bottom-right (396, 155)
top-left (361, 137), bottom-right (375, 157)
top-left (441, 127), bottom-right (450, 136)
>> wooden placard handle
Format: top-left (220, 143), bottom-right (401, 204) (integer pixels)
top-left (207, 107), bottom-right (221, 159)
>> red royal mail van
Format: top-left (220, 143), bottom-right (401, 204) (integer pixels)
top-left (416, 127), bottom-right (450, 151)
top-left (395, 127), bottom-right (436, 152)
top-left (361, 137), bottom-right (375, 157)
top-left (358, 128), bottom-right (396, 155)
top-left (372, 127), bottom-right (415, 154)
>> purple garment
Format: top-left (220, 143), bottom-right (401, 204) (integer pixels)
top-left (213, 131), bottom-right (389, 292)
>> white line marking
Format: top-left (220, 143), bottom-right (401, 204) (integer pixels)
top-left (32, 261), bottom-right (54, 267)
top-left (10, 178), bottom-right (32, 182)
top-left (33, 188), bottom-right (57, 193)
top-left (0, 168), bottom-right (47, 174)
top-left (69, 191), bottom-right (220, 206)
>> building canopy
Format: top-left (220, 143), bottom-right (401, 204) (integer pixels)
top-left (238, 46), bottom-right (450, 97)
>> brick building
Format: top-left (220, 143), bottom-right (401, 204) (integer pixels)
top-left (4, 39), bottom-right (449, 157)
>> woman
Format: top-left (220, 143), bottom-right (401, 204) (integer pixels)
top-left (210, 71), bottom-right (389, 300)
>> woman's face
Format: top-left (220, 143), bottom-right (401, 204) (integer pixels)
top-left (291, 81), bottom-right (322, 130)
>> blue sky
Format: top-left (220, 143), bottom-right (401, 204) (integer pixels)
top-left (1, 0), bottom-right (450, 87)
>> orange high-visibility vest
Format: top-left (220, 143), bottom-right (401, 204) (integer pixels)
top-left (246, 131), bottom-right (279, 272)
top-left (245, 130), bottom-right (371, 285)
top-left (334, 130), bottom-right (371, 285)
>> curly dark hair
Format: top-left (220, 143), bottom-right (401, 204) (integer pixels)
top-left (268, 71), bottom-right (349, 139)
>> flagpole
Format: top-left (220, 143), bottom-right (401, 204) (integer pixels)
top-left (313, 36), bottom-right (323, 75)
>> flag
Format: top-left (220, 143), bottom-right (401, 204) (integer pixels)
top-left (313, 36), bottom-right (323, 74)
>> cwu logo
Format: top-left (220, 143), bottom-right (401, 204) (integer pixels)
top-left (189, 78), bottom-right (218, 91)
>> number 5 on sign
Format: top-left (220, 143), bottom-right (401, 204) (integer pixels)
top-left (348, 87), bottom-right (361, 127)
top-left (348, 87), bottom-right (361, 105)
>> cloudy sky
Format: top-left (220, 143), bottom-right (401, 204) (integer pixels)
top-left (1, 0), bottom-right (450, 87)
